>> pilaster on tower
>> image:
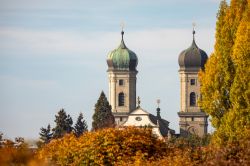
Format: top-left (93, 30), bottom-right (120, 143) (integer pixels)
top-left (106, 30), bottom-right (138, 125)
top-left (177, 27), bottom-right (208, 137)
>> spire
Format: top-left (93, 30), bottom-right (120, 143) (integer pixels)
top-left (191, 22), bottom-right (198, 47)
top-left (120, 30), bottom-right (126, 48)
top-left (156, 99), bottom-right (161, 119)
top-left (192, 22), bottom-right (196, 41)
top-left (120, 22), bottom-right (127, 49)
top-left (137, 96), bottom-right (141, 108)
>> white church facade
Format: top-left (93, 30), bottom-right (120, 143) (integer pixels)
top-left (106, 29), bottom-right (208, 138)
top-left (122, 106), bottom-right (175, 139)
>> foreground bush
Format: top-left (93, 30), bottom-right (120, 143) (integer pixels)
top-left (145, 132), bottom-right (250, 166)
top-left (0, 142), bottom-right (48, 166)
top-left (37, 127), bottom-right (167, 165)
top-left (1, 128), bottom-right (250, 165)
top-left (0, 145), bottom-right (32, 165)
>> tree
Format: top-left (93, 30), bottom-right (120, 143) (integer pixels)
top-left (74, 112), bottom-right (88, 137)
top-left (199, 0), bottom-right (230, 129)
top-left (92, 91), bottom-right (115, 131)
top-left (199, 0), bottom-right (249, 144)
top-left (39, 124), bottom-right (53, 144)
top-left (0, 132), bottom-right (3, 147)
top-left (52, 109), bottom-right (73, 138)
top-left (218, 7), bottom-right (250, 142)
top-left (0, 132), bottom-right (2, 141)
top-left (37, 127), bottom-right (166, 166)
top-left (14, 137), bottom-right (24, 144)
top-left (14, 137), bottom-right (25, 147)
top-left (66, 114), bottom-right (73, 133)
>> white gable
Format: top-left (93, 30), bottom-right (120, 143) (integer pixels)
top-left (130, 107), bottom-right (150, 115)
top-left (123, 114), bottom-right (156, 127)
top-left (123, 108), bottom-right (156, 127)
top-left (120, 107), bottom-right (169, 139)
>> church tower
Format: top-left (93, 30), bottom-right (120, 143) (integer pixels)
top-left (178, 28), bottom-right (208, 137)
top-left (106, 30), bottom-right (138, 125)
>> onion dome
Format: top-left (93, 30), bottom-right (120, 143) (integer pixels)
top-left (107, 31), bottom-right (138, 71)
top-left (178, 29), bottom-right (208, 70)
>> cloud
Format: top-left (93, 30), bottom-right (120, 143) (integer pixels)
top-left (0, 0), bottom-right (219, 140)
top-left (0, 0), bottom-right (221, 10)
top-left (0, 27), bottom-right (215, 59)
top-left (0, 75), bottom-right (57, 90)
top-left (127, 28), bottom-right (214, 55)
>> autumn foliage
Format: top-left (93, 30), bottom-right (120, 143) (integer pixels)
top-left (37, 127), bottom-right (166, 165)
top-left (0, 141), bottom-right (47, 166)
top-left (1, 1), bottom-right (249, 165)
top-left (1, 128), bottom-right (250, 165)
top-left (199, 0), bottom-right (250, 144)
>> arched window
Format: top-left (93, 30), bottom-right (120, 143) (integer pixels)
top-left (190, 92), bottom-right (196, 106)
top-left (118, 92), bottom-right (125, 106)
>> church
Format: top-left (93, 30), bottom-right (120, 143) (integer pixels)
top-left (106, 28), bottom-right (208, 138)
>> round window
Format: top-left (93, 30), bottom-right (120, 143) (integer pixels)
top-left (135, 117), bottom-right (142, 121)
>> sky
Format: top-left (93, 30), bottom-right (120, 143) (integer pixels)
top-left (0, 0), bottom-right (222, 140)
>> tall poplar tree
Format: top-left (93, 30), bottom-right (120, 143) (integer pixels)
top-left (199, 0), bottom-right (249, 144)
top-left (220, 7), bottom-right (250, 142)
top-left (92, 91), bottom-right (115, 131)
top-left (199, 0), bottom-right (229, 128)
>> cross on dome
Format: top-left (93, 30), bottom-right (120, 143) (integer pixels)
top-left (120, 21), bottom-right (125, 31)
top-left (157, 99), bottom-right (161, 108)
top-left (192, 22), bottom-right (196, 40)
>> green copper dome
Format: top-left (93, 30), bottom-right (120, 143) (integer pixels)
top-left (107, 31), bottom-right (138, 71)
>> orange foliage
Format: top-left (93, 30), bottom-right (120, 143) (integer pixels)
top-left (0, 144), bottom-right (48, 166)
top-left (144, 132), bottom-right (250, 166)
top-left (37, 127), bottom-right (167, 165)
top-left (1, 128), bottom-right (250, 165)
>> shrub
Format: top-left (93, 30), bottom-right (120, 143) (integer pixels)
top-left (37, 127), bottom-right (167, 165)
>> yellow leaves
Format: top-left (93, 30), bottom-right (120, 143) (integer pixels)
top-left (2, 129), bottom-right (250, 165)
top-left (199, 0), bottom-right (249, 145)
top-left (0, 144), bottom-right (49, 166)
top-left (37, 127), bottom-right (166, 165)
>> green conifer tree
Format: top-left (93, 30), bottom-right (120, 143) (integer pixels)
top-left (74, 112), bottom-right (88, 137)
top-left (66, 115), bottom-right (73, 133)
top-left (0, 132), bottom-right (2, 141)
top-left (52, 109), bottom-right (73, 138)
top-left (0, 132), bottom-right (3, 147)
top-left (92, 91), bottom-right (115, 131)
top-left (39, 124), bottom-right (53, 144)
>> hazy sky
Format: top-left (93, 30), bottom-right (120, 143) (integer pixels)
top-left (0, 0), bottom-right (222, 139)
